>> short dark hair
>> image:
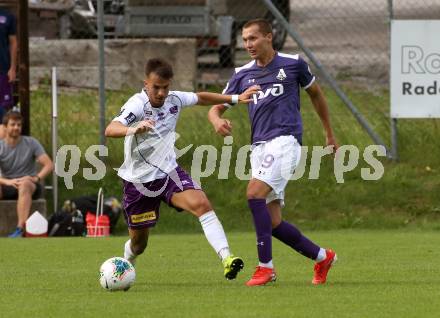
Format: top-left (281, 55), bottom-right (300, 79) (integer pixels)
top-left (243, 18), bottom-right (273, 35)
top-left (145, 58), bottom-right (174, 80)
top-left (3, 110), bottom-right (22, 125)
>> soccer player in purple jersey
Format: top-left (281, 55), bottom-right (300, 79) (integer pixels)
top-left (105, 58), bottom-right (259, 280)
top-left (208, 19), bottom-right (338, 286)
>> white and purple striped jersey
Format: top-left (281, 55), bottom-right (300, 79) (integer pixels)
top-left (223, 52), bottom-right (315, 145)
top-left (113, 89), bottom-right (198, 183)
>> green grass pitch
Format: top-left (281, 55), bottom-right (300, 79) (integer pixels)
top-left (1, 230), bottom-right (440, 317)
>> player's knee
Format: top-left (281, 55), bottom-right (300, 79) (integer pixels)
top-left (195, 199), bottom-right (212, 216)
top-left (190, 197), bottom-right (212, 216)
top-left (271, 218), bottom-right (282, 229)
top-left (246, 191), bottom-right (257, 199)
top-left (247, 179), bottom-right (272, 199)
top-left (246, 188), bottom-right (266, 200)
top-left (180, 191), bottom-right (212, 216)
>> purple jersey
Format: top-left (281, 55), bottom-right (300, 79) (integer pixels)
top-left (0, 9), bottom-right (16, 74)
top-left (223, 52), bottom-right (315, 144)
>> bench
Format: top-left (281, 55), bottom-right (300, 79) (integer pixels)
top-left (0, 199), bottom-right (47, 236)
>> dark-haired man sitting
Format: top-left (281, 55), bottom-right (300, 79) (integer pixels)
top-left (0, 111), bottom-right (54, 237)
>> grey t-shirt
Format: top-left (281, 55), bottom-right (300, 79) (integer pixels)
top-left (0, 136), bottom-right (46, 179)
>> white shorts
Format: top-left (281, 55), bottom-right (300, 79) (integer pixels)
top-left (251, 135), bottom-right (301, 206)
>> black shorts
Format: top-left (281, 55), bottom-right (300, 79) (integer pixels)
top-left (1, 182), bottom-right (43, 200)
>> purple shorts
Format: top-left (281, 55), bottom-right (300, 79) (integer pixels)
top-left (0, 74), bottom-right (13, 109)
top-left (122, 166), bottom-right (202, 229)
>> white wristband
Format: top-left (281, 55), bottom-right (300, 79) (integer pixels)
top-left (231, 94), bottom-right (239, 104)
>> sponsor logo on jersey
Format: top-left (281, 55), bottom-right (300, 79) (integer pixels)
top-left (276, 68), bottom-right (287, 81)
top-left (145, 110), bottom-right (153, 116)
top-left (157, 112), bottom-right (165, 120)
top-left (131, 211), bottom-right (156, 223)
top-left (248, 78), bottom-right (256, 83)
top-left (124, 112), bottom-right (136, 125)
top-left (169, 105), bottom-right (178, 114)
top-left (252, 84), bottom-right (284, 104)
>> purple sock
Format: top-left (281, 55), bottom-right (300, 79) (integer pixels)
top-left (272, 221), bottom-right (320, 260)
top-left (248, 198), bottom-right (272, 263)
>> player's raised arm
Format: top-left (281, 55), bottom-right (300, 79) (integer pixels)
top-left (196, 85), bottom-right (260, 106)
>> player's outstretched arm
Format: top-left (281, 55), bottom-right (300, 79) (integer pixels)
top-left (306, 82), bottom-right (338, 149)
top-left (208, 104), bottom-right (232, 136)
top-left (196, 85), bottom-right (260, 106)
top-left (105, 120), bottom-right (155, 138)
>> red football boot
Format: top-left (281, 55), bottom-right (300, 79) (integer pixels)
top-left (312, 249), bottom-right (337, 285)
top-left (246, 266), bottom-right (277, 286)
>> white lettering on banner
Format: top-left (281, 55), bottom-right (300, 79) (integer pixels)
top-left (252, 84), bottom-right (284, 104)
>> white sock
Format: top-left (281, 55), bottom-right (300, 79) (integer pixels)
top-left (199, 211), bottom-right (231, 261)
top-left (259, 260), bottom-right (274, 269)
top-left (218, 247), bottom-right (231, 260)
top-left (315, 248), bottom-right (327, 262)
top-left (124, 239), bottom-right (137, 265)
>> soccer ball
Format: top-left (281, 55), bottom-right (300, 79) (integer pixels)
top-left (99, 257), bottom-right (136, 291)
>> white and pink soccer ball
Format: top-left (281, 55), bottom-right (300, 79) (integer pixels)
top-left (99, 257), bottom-right (136, 291)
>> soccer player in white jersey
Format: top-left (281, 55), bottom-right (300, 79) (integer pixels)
top-left (208, 19), bottom-right (338, 286)
top-left (105, 58), bottom-right (259, 280)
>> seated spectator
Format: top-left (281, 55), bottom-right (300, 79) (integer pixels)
top-left (0, 111), bottom-right (54, 237)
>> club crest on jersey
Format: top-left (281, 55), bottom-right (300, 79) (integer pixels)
top-left (169, 105), bottom-right (178, 114)
top-left (276, 68), bottom-right (287, 81)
